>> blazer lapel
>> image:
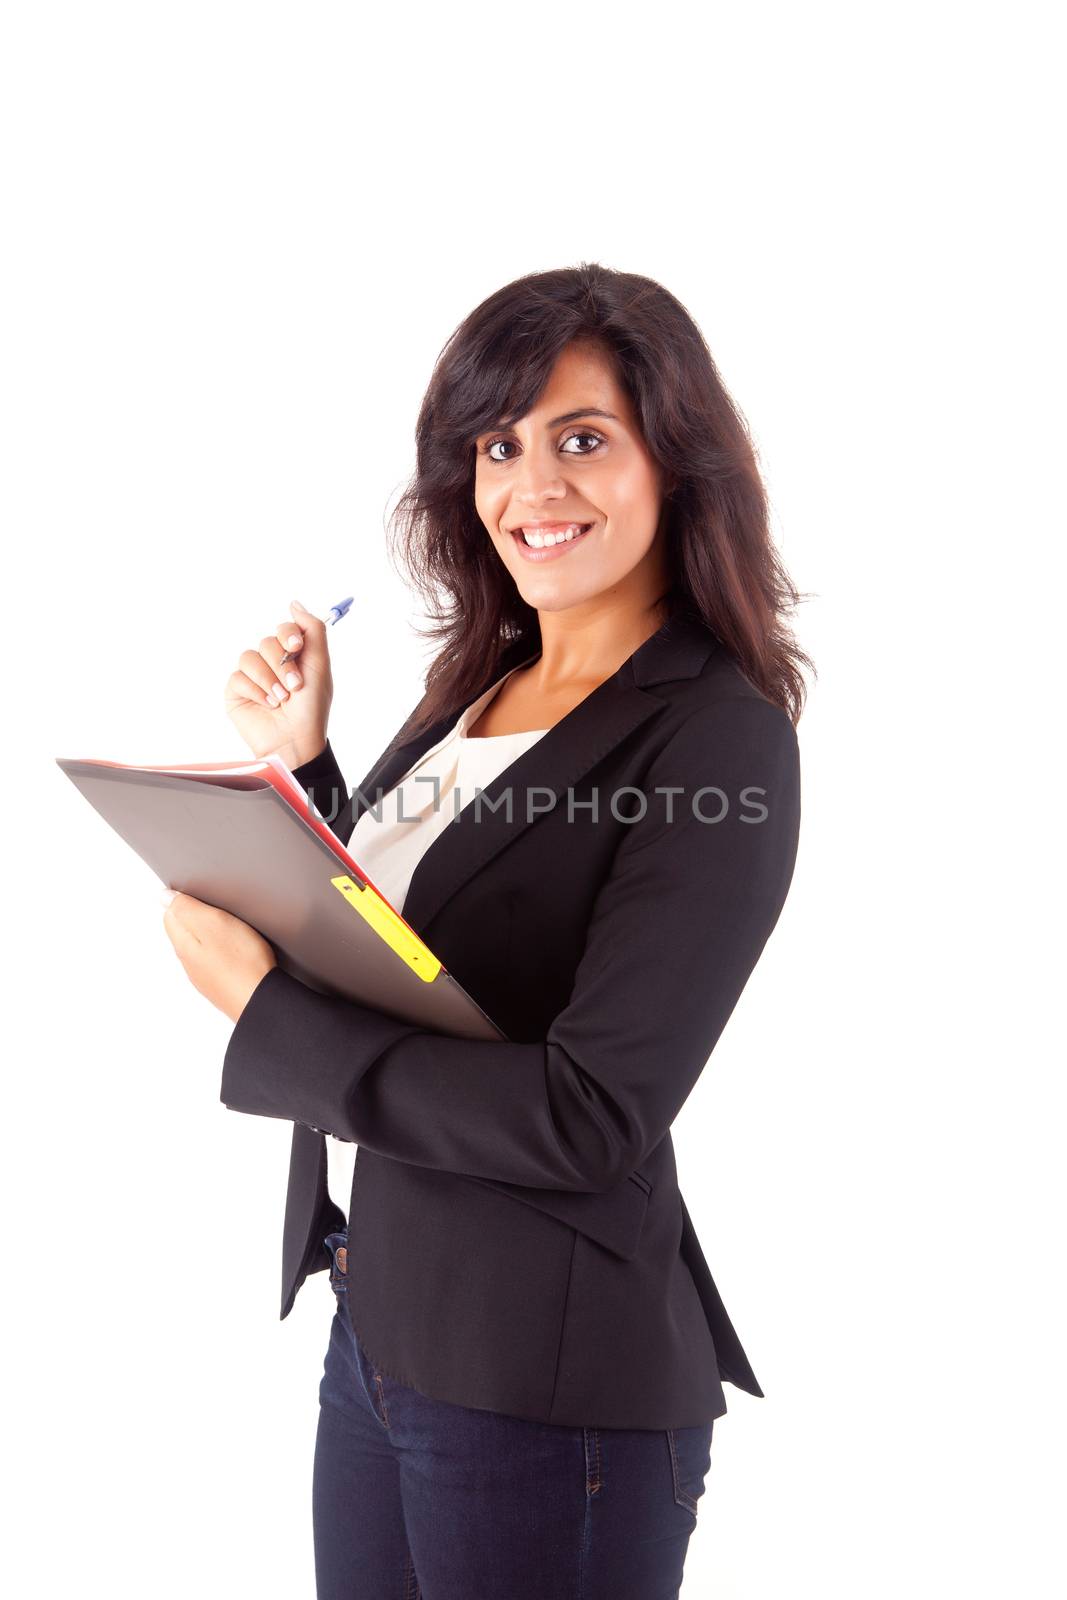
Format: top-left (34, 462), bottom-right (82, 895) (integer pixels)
top-left (400, 673), bottom-right (659, 935)
top-left (355, 613), bottom-right (721, 940)
top-left (330, 636), bottom-right (540, 836)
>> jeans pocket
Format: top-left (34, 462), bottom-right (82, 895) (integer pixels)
top-left (666, 1421), bottom-right (714, 1518)
top-left (350, 1329), bottom-right (393, 1431)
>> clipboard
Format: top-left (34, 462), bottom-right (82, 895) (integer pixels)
top-left (56, 750), bottom-right (506, 1043)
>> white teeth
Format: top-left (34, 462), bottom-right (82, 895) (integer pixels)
top-left (520, 523), bottom-right (588, 548)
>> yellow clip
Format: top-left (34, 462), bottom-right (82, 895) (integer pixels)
top-left (330, 875), bottom-right (441, 983)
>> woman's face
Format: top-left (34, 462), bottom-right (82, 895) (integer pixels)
top-left (474, 340), bottom-right (670, 617)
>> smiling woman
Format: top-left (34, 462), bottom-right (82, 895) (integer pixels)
top-left (475, 343), bottom-right (670, 608)
top-left (383, 264), bottom-right (810, 759)
top-left (191, 261), bottom-right (812, 1600)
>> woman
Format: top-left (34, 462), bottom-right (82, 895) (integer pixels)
top-left (163, 263), bottom-right (811, 1599)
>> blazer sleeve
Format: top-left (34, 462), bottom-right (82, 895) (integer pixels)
top-left (220, 697), bottom-right (801, 1193)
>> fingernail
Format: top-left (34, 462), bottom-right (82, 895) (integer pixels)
top-left (287, 634), bottom-right (302, 649)
top-left (285, 672), bottom-right (301, 690)
top-left (272, 681), bottom-right (288, 700)
top-left (161, 889), bottom-right (176, 906)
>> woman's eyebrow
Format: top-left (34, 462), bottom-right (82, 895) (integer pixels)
top-left (547, 407), bottom-right (619, 427)
top-left (489, 407), bottom-right (620, 432)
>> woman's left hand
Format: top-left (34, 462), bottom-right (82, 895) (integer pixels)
top-left (161, 891), bottom-right (277, 1023)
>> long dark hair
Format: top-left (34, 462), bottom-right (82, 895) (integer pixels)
top-left (385, 262), bottom-right (813, 747)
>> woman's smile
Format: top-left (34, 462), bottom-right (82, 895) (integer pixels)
top-left (509, 520), bottom-right (596, 562)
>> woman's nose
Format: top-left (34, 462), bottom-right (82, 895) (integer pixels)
top-left (513, 456), bottom-right (568, 503)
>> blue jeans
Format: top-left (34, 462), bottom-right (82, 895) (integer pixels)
top-left (313, 1227), bottom-right (715, 1599)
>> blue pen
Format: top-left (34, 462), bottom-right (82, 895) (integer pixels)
top-left (280, 596), bottom-right (354, 667)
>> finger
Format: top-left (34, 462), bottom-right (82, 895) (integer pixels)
top-left (162, 889), bottom-right (188, 924)
top-left (257, 634), bottom-right (298, 692)
top-left (169, 891), bottom-right (224, 921)
top-left (225, 669), bottom-right (281, 712)
top-left (238, 647), bottom-right (292, 707)
top-left (290, 600), bottom-right (328, 652)
top-left (291, 599), bottom-right (323, 627)
top-left (275, 620), bottom-right (305, 685)
top-left (162, 900), bottom-right (194, 948)
top-left (163, 891), bottom-right (208, 942)
top-left (225, 667), bottom-right (287, 712)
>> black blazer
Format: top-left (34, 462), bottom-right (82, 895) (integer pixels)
top-left (220, 612), bottom-right (802, 1429)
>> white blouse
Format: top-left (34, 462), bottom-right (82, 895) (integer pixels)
top-left (327, 655), bottom-right (549, 1209)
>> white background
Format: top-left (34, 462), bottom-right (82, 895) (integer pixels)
top-left (3, 3), bottom-right (1063, 1596)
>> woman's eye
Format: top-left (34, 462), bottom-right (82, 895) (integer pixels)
top-left (561, 431), bottom-right (603, 455)
top-left (481, 431), bottom-right (603, 463)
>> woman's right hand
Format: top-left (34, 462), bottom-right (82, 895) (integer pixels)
top-left (224, 600), bottom-right (335, 769)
